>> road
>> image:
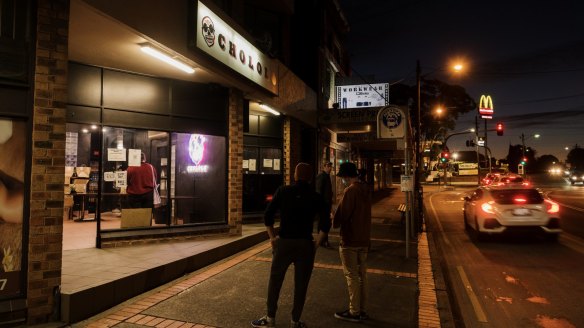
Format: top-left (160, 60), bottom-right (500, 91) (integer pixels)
top-left (426, 173), bottom-right (584, 328)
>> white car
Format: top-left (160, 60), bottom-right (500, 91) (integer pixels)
top-left (463, 185), bottom-right (561, 241)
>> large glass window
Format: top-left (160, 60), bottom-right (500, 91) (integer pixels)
top-left (64, 124), bottom-right (227, 234)
top-left (243, 146), bottom-right (282, 213)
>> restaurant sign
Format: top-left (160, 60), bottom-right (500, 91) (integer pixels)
top-left (195, 1), bottom-right (278, 94)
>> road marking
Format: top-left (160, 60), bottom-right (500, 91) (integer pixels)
top-left (561, 233), bottom-right (584, 255)
top-left (456, 265), bottom-right (488, 323)
top-left (429, 192), bottom-right (451, 247)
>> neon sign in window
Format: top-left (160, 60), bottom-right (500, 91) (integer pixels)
top-left (187, 134), bottom-right (209, 173)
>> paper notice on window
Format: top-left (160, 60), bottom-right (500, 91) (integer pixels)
top-left (128, 149), bottom-right (141, 167)
top-left (249, 159), bottom-right (257, 171)
top-left (104, 172), bottom-right (115, 182)
top-left (116, 171), bottom-right (127, 187)
top-left (243, 159), bottom-right (249, 169)
top-left (263, 159), bottom-right (273, 168)
top-left (108, 148), bottom-right (126, 162)
top-left (273, 159), bottom-right (281, 171)
top-left (161, 157), bottom-right (168, 166)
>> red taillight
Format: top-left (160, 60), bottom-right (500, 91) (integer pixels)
top-left (265, 195), bottom-right (273, 202)
top-left (514, 197), bottom-right (527, 204)
top-left (545, 199), bottom-right (559, 214)
top-left (481, 202), bottom-right (495, 214)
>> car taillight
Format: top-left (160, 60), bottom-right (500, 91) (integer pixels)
top-left (545, 199), bottom-right (559, 214)
top-left (481, 202), bottom-right (495, 214)
top-left (514, 197), bottom-right (527, 204)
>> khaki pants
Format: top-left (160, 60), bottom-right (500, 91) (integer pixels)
top-left (339, 246), bottom-right (369, 315)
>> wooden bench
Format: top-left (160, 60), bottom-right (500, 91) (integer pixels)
top-left (398, 203), bottom-right (408, 224)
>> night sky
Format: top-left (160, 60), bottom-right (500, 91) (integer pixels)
top-left (340, 0), bottom-right (584, 162)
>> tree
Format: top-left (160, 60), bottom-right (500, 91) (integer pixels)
top-left (388, 79), bottom-right (477, 142)
top-left (567, 145), bottom-right (584, 169)
top-left (535, 154), bottom-right (560, 173)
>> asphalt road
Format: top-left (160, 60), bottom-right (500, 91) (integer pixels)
top-left (425, 173), bottom-right (584, 328)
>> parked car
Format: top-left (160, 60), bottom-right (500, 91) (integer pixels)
top-left (463, 185), bottom-right (561, 241)
top-left (569, 170), bottom-right (584, 185)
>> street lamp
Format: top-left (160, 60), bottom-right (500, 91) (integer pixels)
top-left (414, 60), bottom-right (464, 232)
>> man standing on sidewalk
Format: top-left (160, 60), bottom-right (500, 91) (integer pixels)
top-left (315, 161), bottom-right (333, 247)
top-left (252, 163), bottom-right (330, 328)
top-left (333, 162), bottom-right (372, 323)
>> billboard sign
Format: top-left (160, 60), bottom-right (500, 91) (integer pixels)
top-left (336, 83), bottom-right (389, 108)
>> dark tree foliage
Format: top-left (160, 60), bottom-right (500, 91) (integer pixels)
top-left (388, 79), bottom-right (476, 142)
top-left (534, 154), bottom-right (560, 173)
top-left (506, 144), bottom-right (536, 173)
top-left (567, 145), bottom-right (584, 169)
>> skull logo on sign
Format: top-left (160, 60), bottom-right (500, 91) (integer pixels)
top-left (189, 134), bottom-right (206, 166)
top-left (201, 16), bottom-right (215, 47)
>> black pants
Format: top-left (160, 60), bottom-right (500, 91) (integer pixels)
top-left (267, 238), bottom-right (315, 322)
top-left (128, 190), bottom-right (153, 209)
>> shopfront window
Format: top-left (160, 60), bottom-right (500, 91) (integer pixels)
top-left (0, 118), bottom-right (26, 299)
top-left (64, 124), bottom-right (227, 232)
top-left (243, 146), bottom-right (282, 213)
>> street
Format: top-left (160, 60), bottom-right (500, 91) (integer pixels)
top-left (426, 173), bottom-right (584, 327)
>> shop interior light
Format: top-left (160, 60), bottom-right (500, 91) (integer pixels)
top-left (259, 104), bottom-right (280, 116)
top-left (140, 44), bottom-right (195, 74)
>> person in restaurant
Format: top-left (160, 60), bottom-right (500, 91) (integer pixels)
top-left (126, 152), bottom-right (157, 209)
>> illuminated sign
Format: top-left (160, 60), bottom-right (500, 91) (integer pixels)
top-left (479, 95), bottom-right (494, 119)
top-left (336, 83), bottom-right (389, 109)
top-left (377, 105), bottom-right (406, 139)
top-left (196, 1), bottom-right (278, 95)
top-left (187, 134), bottom-right (209, 173)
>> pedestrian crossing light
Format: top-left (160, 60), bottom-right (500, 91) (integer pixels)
top-left (496, 122), bottom-right (504, 136)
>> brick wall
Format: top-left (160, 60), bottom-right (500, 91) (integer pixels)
top-left (27, 0), bottom-right (69, 324)
top-left (227, 89), bottom-right (244, 235)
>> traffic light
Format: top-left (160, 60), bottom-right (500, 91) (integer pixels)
top-left (465, 139), bottom-right (475, 147)
top-left (440, 151), bottom-right (450, 163)
top-left (520, 157), bottom-right (527, 165)
top-left (496, 122), bottom-right (504, 136)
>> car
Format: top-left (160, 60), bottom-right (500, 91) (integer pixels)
top-left (569, 170), bottom-right (584, 185)
top-left (491, 174), bottom-right (529, 186)
top-left (463, 185), bottom-right (561, 241)
top-left (481, 172), bottom-right (501, 185)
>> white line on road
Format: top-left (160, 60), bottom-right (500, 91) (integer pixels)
top-left (429, 192), bottom-right (451, 247)
top-left (456, 265), bottom-right (488, 323)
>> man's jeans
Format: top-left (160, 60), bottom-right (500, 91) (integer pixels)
top-left (267, 238), bottom-right (315, 322)
top-left (339, 246), bottom-right (369, 314)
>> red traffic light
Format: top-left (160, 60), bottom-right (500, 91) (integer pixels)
top-left (496, 122), bottom-right (504, 136)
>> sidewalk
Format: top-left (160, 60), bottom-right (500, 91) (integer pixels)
top-left (59, 187), bottom-right (440, 328)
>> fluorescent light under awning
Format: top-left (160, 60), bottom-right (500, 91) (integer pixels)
top-left (140, 44), bottom-right (195, 74)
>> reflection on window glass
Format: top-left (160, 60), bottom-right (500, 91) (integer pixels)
top-left (171, 133), bottom-right (226, 225)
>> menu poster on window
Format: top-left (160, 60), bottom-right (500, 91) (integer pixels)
top-left (242, 160), bottom-right (249, 169)
top-left (116, 171), bottom-right (127, 187)
top-left (249, 159), bottom-right (257, 171)
top-left (263, 159), bottom-right (273, 168)
top-left (273, 159), bottom-right (281, 171)
top-left (128, 149), bottom-right (141, 167)
top-left (104, 172), bottom-right (115, 182)
top-left (0, 119), bottom-right (26, 298)
top-left (108, 148), bottom-right (126, 162)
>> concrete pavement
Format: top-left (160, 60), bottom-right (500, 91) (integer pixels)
top-left (57, 187), bottom-right (446, 328)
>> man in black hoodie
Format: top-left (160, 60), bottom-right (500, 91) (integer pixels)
top-left (252, 163), bottom-right (330, 328)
